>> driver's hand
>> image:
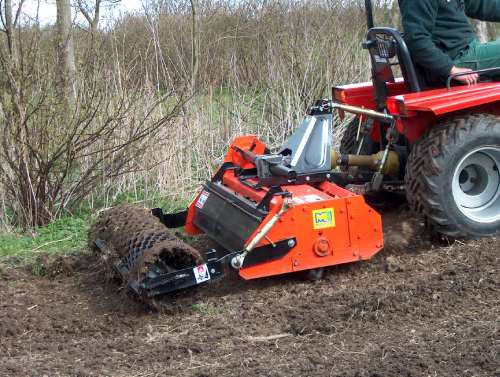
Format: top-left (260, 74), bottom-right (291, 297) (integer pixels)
top-left (449, 66), bottom-right (478, 84)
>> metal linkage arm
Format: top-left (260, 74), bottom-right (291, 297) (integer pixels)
top-left (133, 237), bottom-right (296, 298)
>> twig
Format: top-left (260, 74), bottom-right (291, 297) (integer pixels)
top-left (247, 334), bottom-right (292, 341)
top-left (331, 344), bottom-right (366, 355)
top-left (30, 235), bottom-right (74, 252)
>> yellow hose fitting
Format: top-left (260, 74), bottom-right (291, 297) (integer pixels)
top-left (330, 149), bottom-right (400, 176)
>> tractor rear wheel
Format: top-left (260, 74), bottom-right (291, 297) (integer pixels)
top-left (405, 113), bottom-right (500, 239)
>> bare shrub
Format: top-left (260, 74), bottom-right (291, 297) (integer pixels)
top-left (0, 11), bottom-right (187, 228)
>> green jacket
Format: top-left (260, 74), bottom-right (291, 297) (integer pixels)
top-left (398, 0), bottom-right (500, 75)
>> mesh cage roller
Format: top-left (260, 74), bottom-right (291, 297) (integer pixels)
top-left (88, 203), bottom-right (204, 285)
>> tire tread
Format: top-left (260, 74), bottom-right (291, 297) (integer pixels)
top-left (405, 113), bottom-right (500, 239)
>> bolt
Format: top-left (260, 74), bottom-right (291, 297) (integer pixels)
top-left (211, 269), bottom-right (216, 274)
top-left (294, 259), bottom-right (300, 266)
top-left (288, 239), bottom-right (296, 248)
top-left (318, 241), bottom-right (329, 253)
top-left (357, 234), bottom-right (363, 239)
top-left (306, 176), bottom-right (310, 181)
top-left (326, 173), bottom-right (331, 178)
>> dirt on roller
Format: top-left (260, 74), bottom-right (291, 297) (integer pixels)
top-left (88, 203), bottom-right (204, 288)
top-left (1, 206), bottom-right (499, 377)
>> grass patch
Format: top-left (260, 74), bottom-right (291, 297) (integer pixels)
top-left (0, 214), bottom-right (89, 269)
top-left (188, 302), bottom-right (232, 315)
top-left (0, 216), bottom-right (88, 257)
top-left (111, 190), bottom-right (193, 214)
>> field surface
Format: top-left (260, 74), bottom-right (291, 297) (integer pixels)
top-left (1, 208), bottom-right (499, 377)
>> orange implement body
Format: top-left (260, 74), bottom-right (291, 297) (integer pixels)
top-left (185, 136), bottom-right (384, 280)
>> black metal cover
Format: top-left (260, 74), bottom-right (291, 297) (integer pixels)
top-left (193, 181), bottom-right (264, 252)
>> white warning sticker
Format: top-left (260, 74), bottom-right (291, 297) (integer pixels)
top-left (193, 264), bottom-right (211, 284)
top-left (293, 195), bottom-right (324, 204)
top-left (195, 191), bottom-right (210, 209)
top-left (374, 54), bottom-right (387, 63)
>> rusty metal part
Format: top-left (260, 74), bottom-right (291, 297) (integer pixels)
top-left (331, 149), bottom-right (400, 175)
top-left (231, 198), bottom-right (294, 269)
top-left (331, 102), bottom-right (394, 121)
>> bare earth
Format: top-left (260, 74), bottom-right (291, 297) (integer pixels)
top-left (1, 207), bottom-right (499, 377)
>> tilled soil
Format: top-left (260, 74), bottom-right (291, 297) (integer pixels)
top-left (1, 207), bottom-right (499, 377)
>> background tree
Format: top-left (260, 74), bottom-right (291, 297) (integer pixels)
top-left (57, 0), bottom-right (77, 109)
top-left (76, 0), bottom-right (121, 32)
top-left (189, 0), bottom-right (199, 91)
top-left (0, 0), bottom-right (188, 228)
top-left (1, 0), bottom-right (24, 56)
top-left (471, 19), bottom-right (488, 43)
top-left (10, 0), bottom-right (497, 230)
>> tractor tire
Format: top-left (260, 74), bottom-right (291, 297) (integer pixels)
top-left (405, 113), bottom-right (500, 240)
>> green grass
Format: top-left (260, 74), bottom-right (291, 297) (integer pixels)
top-left (110, 189), bottom-right (193, 214)
top-left (0, 214), bottom-right (89, 268)
top-left (188, 302), bottom-right (232, 315)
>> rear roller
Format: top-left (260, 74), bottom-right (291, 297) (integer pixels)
top-left (88, 203), bottom-right (204, 298)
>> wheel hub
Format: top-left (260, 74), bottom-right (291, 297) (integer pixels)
top-left (452, 147), bottom-right (500, 223)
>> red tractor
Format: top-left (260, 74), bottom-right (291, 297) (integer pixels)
top-left (331, 2), bottom-right (500, 240)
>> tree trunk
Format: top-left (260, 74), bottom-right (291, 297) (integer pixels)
top-left (471, 19), bottom-right (488, 43)
top-left (56, 0), bottom-right (77, 110)
top-left (77, 0), bottom-right (102, 33)
top-left (1, 0), bottom-right (22, 115)
top-left (4, 0), bottom-right (15, 55)
top-left (189, 0), bottom-right (199, 92)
